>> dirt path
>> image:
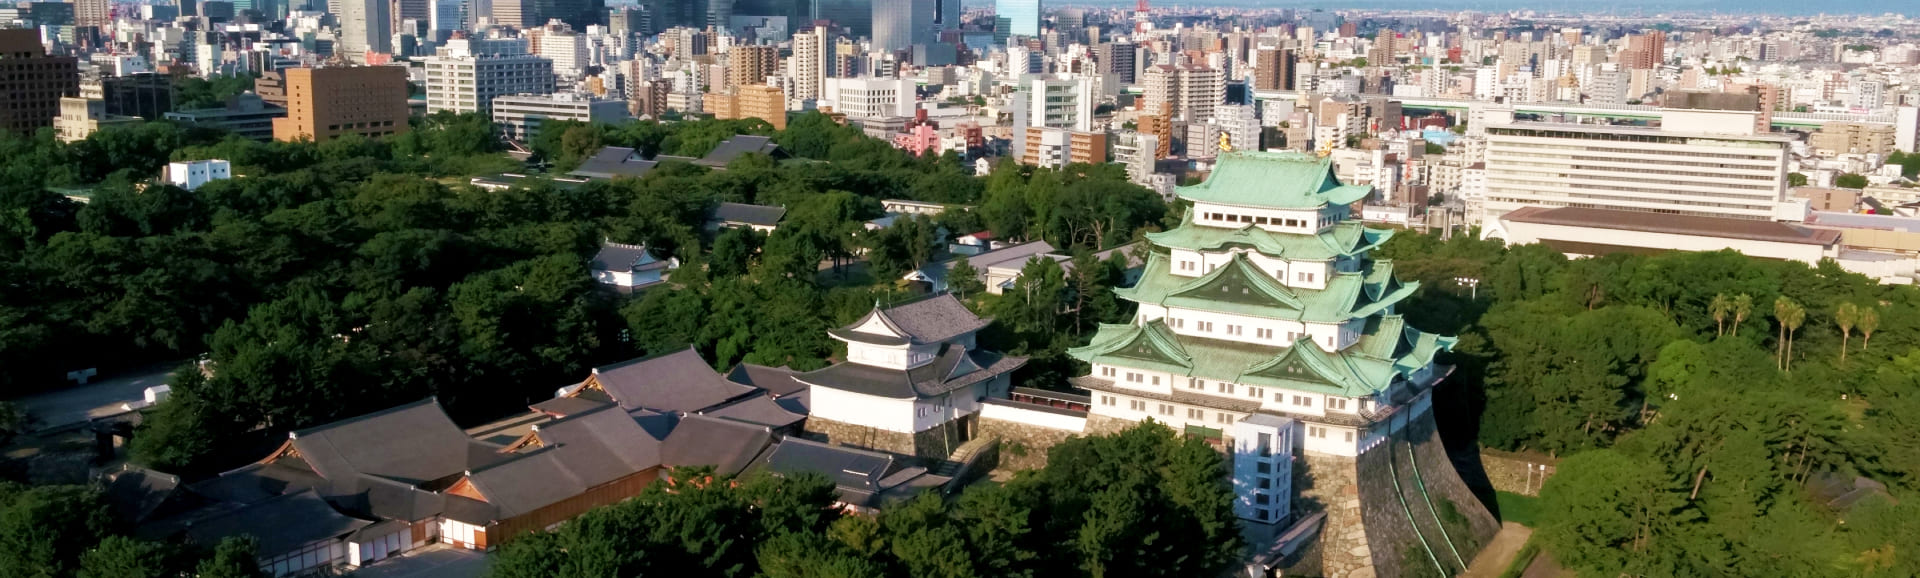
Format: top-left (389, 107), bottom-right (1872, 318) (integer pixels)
top-left (1461, 522), bottom-right (1534, 578)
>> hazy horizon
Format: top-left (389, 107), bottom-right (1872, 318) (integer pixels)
top-left (1033, 0), bottom-right (1914, 18)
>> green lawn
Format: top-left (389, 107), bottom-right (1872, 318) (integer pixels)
top-left (1496, 491), bottom-right (1545, 527)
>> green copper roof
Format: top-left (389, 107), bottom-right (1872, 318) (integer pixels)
top-left (1144, 210), bottom-right (1395, 261)
top-left (1067, 317), bottom-right (1455, 398)
top-left (1117, 252), bottom-right (1419, 323)
top-left (1175, 151), bottom-right (1373, 209)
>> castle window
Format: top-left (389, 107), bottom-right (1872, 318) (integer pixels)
top-left (1100, 395), bottom-right (1116, 406)
top-left (1101, 366), bottom-right (1116, 377)
top-left (1248, 387), bottom-right (1264, 399)
top-left (1151, 376), bottom-right (1161, 386)
top-left (1159, 404), bottom-right (1174, 415)
top-left (1344, 431), bottom-right (1355, 442)
top-left (1188, 408), bottom-right (1204, 419)
top-left (1217, 412), bottom-right (1235, 424)
top-left (1129, 400), bottom-right (1147, 411)
top-left (1218, 382), bottom-right (1235, 395)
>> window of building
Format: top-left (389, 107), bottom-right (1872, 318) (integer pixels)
top-left (1227, 325), bottom-right (1242, 336)
top-left (1217, 412), bottom-right (1235, 424)
top-left (1159, 404), bottom-right (1174, 415)
top-left (1100, 366), bottom-right (1116, 377)
top-left (1101, 395), bottom-right (1116, 406)
top-left (1255, 494), bottom-right (1271, 505)
top-left (1344, 431), bottom-right (1355, 443)
top-left (1329, 398), bottom-right (1348, 410)
top-left (1189, 378), bottom-right (1205, 390)
top-left (1126, 372), bottom-right (1143, 383)
top-left (1130, 400), bottom-right (1147, 411)
top-left (1218, 382), bottom-right (1236, 395)
top-left (1188, 408), bottom-right (1204, 419)
top-left (1171, 318), bottom-right (1184, 328)
top-left (1257, 328), bottom-right (1273, 339)
top-left (1256, 461), bottom-right (1271, 474)
top-left (1309, 426), bottom-right (1326, 438)
top-left (1151, 375), bottom-right (1161, 386)
top-left (1198, 321), bottom-right (1214, 332)
top-left (1249, 387), bottom-right (1264, 399)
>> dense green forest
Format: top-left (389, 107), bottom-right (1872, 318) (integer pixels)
top-left (0, 110), bottom-right (1168, 573)
top-left (1377, 233), bottom-right (1920, 577)
top-left (491, 424), bottom-right (1241, 578)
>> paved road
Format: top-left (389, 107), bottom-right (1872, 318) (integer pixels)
top-left (351, 544), bottom-right (490, 578)
top-left (1462, 521), bottom-right (1535, 578)
top-left (14, 364), bottom-right (179, 431)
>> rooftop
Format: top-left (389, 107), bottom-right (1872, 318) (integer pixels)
top-left (1175, 151), bottom-right (1372, 210)
top-left (1502, 206), bottom-right (1842, 246)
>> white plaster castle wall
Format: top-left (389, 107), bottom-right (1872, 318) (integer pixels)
top-left (810, 387), bottom-right (916, 433)
top-left (979, 400), bottom-right (1087, 432)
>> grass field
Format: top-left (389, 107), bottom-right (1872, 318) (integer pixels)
top-left (1496, 491), bottom-right (1545, 527)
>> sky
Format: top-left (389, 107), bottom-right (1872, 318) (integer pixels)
top-left (1045, 0), bottom-right (1915, 18)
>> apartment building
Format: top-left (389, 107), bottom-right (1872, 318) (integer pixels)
top-left (491, 92), bottom-right (629, 142)
top-left (1026, 75), bottom-right (1094, 132)
top-left (1481, 109), bottom-right (1795, 222)
top-left (727, 44), bottom-right (779, 89)
top-left (272, 66), bottom-right (410, 143)
top-left (1021, 127), bottom-right (1107, 169)
top-left (1809, 122), bottom-right (1896, 157)
top-left (424, 39), bottom-right (556, 117)
top-left (55, 97), bottom-right (140, 142)
top-left (708, 84), bottom-right (787, 130)
top-left (1142, 63), bottom-right (1223, 123)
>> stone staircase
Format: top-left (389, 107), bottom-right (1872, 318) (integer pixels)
top-left (933, 435), bottom-right (999, 479)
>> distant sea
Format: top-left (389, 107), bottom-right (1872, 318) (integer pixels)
top-left (1040, 0), bottom-right (1914, 18)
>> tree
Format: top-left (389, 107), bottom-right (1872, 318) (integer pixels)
top-left (947, 256), bottom-right (985, 299)
top-left (1710, 293), bottom-right (1731, 337)
top-left (0, 483), bottom-right (116, 578)
top-left (195, 537), bottom-right (266, 578)
top-left (1836, 302), bottom-right (1859, 365)
top-left (709, 226), bottom-right (764, 278)
top-left (77, 536), bottom-right (182, 578)
top-left (1836, 173), bottom-right (1869, 189)
top-left (1773, 297), bottom-right (1805, 371)
top-left (1859, 306), bottom-right (1879, 351)
top-left (1788, 172), bottom-right (1809, 187)
top-left (1732, 294), bottom-right (1753, 338)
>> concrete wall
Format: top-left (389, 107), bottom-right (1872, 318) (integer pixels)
top-left (1479, 449), bottom-right (1558, 497)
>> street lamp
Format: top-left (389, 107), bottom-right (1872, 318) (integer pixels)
top-left (1454, 277), bottom-right (1480, 300)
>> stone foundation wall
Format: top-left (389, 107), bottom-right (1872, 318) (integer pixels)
top-left (911, 418), bottom-right (973, 461)
top-left (803, 417), bottom-right (916, 456)
top-left (978, 417), bottom-right (1081, 472)
top-left (1353, 411), bottom-right (1500, 578)
top-left (1294, 452), bottom-right (1371, 578)
top-left (1083, 413), bottom-right (1136, 436)
top-left (1479, 450), bottom-right (1557, 497)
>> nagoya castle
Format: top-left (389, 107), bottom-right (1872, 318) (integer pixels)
top-left (1067, 151), bottom-right (1498, 578)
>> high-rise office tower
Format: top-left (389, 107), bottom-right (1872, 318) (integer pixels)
top-left (813, 0), bottom-right (870, 38)
top-left (394, 0), bottom-right (430, 31)
top-left (995, 0), bottom-right (1039, 37)
top-left (0, 30), bottom-right (79, 135)
top-left (340, 0), bottom-right (393, 60)
top-left (1097, 42), bottom-right (1138, 85)
top-left (872, 0), bottom-right (932, 53)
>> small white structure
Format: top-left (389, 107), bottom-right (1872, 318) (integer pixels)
top-left (588, 242), bottom-right (678, 288)
top-left (166, 159), bottom-right (233, 191)
top-left (1231, 414), bottom-right (1296, 524)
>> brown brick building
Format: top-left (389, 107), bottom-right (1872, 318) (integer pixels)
top-left (272, 66), bottom-right (411, 143)
top-left (711, 84), bottom-right (787, 130)
top-left (0, 30), bottom-right (79, 135)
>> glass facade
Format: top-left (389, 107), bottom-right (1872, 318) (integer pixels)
top-left (994, 0), bottom-right (1039, 37)
top-left (812, 0), bottom-right (869, 38)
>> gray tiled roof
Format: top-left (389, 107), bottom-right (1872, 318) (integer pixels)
top-left (698, 135), bottom-right (781, 167)
top-left (759, 437), bottom-right (892, 506)
top-left (710, 202), bottom-right (788, 227)
top-left (660, 415), bottom-right (776, 476)
top-left (797, 345), bottom-right (1026, 400)
top-left (700, 392), bottom-right (806, 429)
top-left (592, 348), bottom-right (758, 413)
top-left (179, 489), bottom-right (371, 557)
top-left (830, 293), bottom-right (991, 346)
top-left (589, 242), bottom-right (669, 274)
top-left (289, 399), bottom-right (504, 489)
top-left (463, 448), bottom-right (587, 520)
top-left (725, 363), bottom-right (809, 397)
top-left (569, 146), bottom-right (659, 180)
top-left (532, 404), bottom-right (664, 487)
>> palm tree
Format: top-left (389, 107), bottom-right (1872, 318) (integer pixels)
top-left (1783, 301), bottom-right (1806, 372)
top-left (1835, 302), bottom-right (1859, 366)
top-left (1860, 307), bottom-right (1880, 351)
top-left (1774, 296), bottom-right (1793, 370)
top-left (1709, 294), bottom-right (1731, 337)
top-left (1732, 294), bottom-right (1753, 337)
